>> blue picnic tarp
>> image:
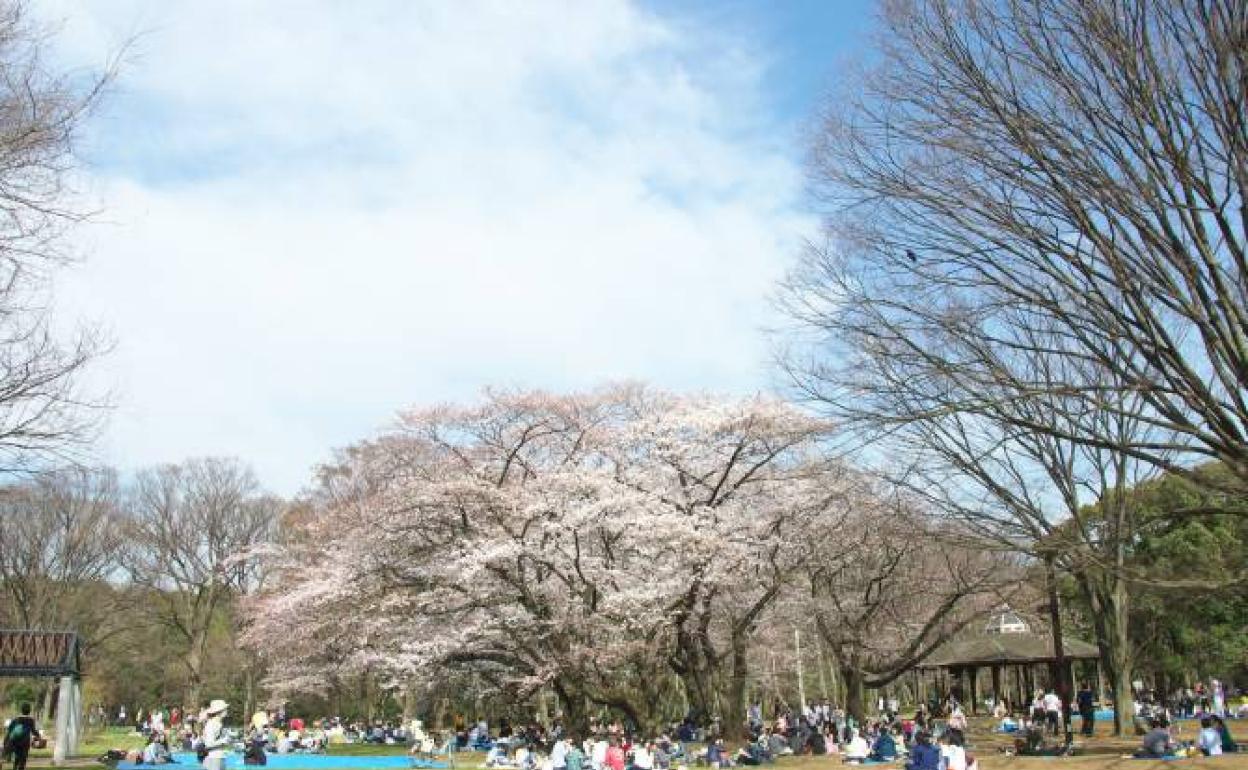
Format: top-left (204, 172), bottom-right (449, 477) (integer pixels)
top-left (116, 754), bottom-right (448, 770)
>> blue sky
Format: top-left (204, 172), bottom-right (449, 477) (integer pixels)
top-left (40, 0), bottom-right (879, 494)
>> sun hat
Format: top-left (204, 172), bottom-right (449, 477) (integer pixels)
top-left (206, 699), bottom-right (229, 715)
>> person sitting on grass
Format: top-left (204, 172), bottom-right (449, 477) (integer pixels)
top-left (945, 706), bottom-right (967, 747)
top-left (870, 729), bottom-right (898, 761)
top-left (633, 741), bottom-right (655, 770)
top-left (604, 738), bottom-right (625, 770)
top-left (1198, 718), bottom-right (1223, 757)
top-left (243, 729), bottom-right (268, 767)
top-left (905, 733), bottom-right (939, 770)
top-left (513, 745), bottom-right (533, 770)
top-left (142, 731), bottom-right (175, 765)
top-left (808, 728), bottom-right (827, 757)
top-left (656, 735), bottom-right (684, 764)
top-left (1213, 717), bottom-right (1238, 754)
top-left (1134, 719), bottom-right (1173, 759)
top-left (652, 740), bottom-right (671, 770)
top-left (938, 732), bottom-right (966, 770)
top-left (484, 742), bottom-right (513, 767)
top-left (843, 729), bottom-right (870, 764)
top-left (705, 738), bottom-right (732, 769)
top-left (732, 741), bottom-right (762, 767)
top-left (566, 737), bottom-right (586, 770)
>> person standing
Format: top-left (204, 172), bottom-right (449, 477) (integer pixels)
top-left (3, 704), bottom-right (41, 770)
top-left (201, 700), bottom-right (231, 770)
top-left (1042, 689), bottom-right (1062, 736)
top-left (1212, 680), bottom-right (1226, 718)
top-left (1076, 683), bottom-right (1096, 737)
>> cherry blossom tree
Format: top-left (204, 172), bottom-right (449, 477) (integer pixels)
top-left (246, 386), bottom-right (858, 733)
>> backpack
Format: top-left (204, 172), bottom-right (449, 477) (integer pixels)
top-left (7, 720), bottom-right (27, 743)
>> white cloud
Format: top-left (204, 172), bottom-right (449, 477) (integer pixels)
top-left (40, 0), bottom-right (813, 494)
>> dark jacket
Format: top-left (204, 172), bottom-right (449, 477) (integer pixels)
top-left (5, 716), bottom-right (40, 750)
top-left (907, 743), bottom-right (940, 770)
top-left (872, 734), bottom-right (898, 760)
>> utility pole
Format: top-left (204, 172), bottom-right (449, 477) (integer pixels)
top-left (795, 627), bottom-right (807, 714)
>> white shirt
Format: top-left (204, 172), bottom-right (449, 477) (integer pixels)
top-left (846, 737), bottom-right (870, 759)
top-left (940, 744), bottom-right (966, 770)
top-left (202, 716), bottom-right (228, 759)
top-left (1043, 693), bottom-right (1062, 712)
top-left (633, 747), bottom-right (654, 770)
top-left (1199, 728), bottom-right (1222, 756)
top-left (591, 741), bottom-right (608, 770)
top-left (551, 741), bottom-right (569, 769)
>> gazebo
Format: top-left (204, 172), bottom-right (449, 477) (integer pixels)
top-left (0, 631), bottom-right (83, 763)
top-left (915, 610), bottom-right (1099, 714)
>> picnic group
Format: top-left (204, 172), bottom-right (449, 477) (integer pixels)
top-left (461, 699), bottom-right (975, 770)
top-left (4, 677), bottom-right (1244, 770)
top-left (991, 680), bottom-right (1244, 758)
top-left (91, 700), bottom-right (418, 770)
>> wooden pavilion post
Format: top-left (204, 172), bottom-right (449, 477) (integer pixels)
top-left (992, 666), bottom-right (1003, 712)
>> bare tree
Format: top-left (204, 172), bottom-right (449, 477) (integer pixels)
top-left (0, 467), bottom-right (123, 629)
top-left (125, 458), bottom-right (281, 709)
top-left (784, 254), bottom-right (1201, 732)
top-left (789, 0), bottom-right (1248, 496)
top-left (0, 466), bottom-right (126, 717)
top-left (0, 2), bottom-right (115, 472)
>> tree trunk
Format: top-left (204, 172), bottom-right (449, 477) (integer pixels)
top-left (724, 638), bottom-right (750, 740)
top-left (1080, 572), bottom-right (1133, 736)
top-left (842, 665), bottom-right (866, 723)
top-left (244, 665), bottom-right (255, 724)
top-left (186, 642), bottom-right (204, 712)
top-left (403, 683), bottom-right (417, 723)
top-left (41, 680), bottom-right (56, 724)
top-left (553, 681), bottom-right (589, 736)
top-left (1045, 557), bottom-right (1071, 741)
top-left (677, 669), bottom-right (717, 726)
top-left (1107, 590), bottom-right (1134, 737)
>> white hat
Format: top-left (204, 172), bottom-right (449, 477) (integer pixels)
top-left (207, 699), bottom-right (230, 715)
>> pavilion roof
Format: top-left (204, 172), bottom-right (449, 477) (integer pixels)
top-left (0, 630), bottom-right (81, 677)
top-left (918, 632), bottom-right (1099, 669)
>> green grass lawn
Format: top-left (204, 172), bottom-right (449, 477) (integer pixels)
top-left (27, 724), bottom-right (145, 761)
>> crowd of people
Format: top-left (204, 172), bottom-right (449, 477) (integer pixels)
top-left (1131, 715), bottom-right (1239, 759)
top-left (456, 700), bottom-right (978, 770)
top-left (43, 676), bottom-right (1246, 770)
top-left (106, 701), bottom-right (438, 767)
